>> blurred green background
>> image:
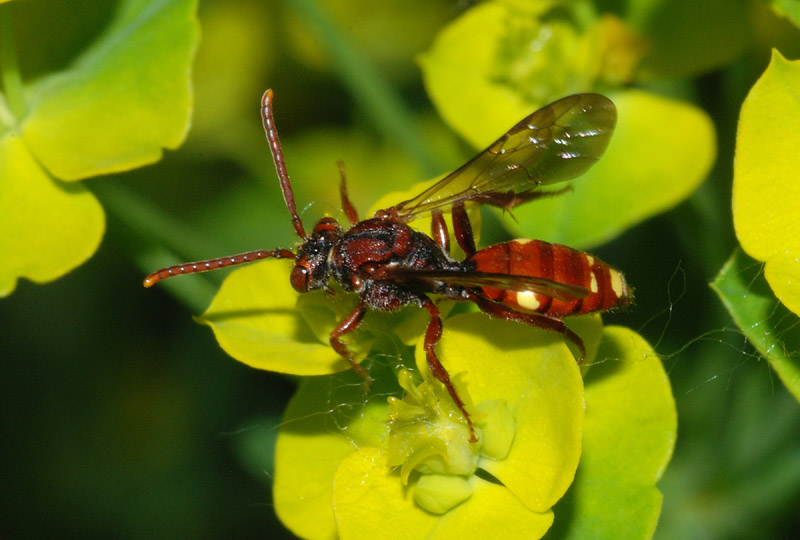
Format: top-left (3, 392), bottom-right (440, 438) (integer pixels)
top-left (2, 0), bottom-right (799, 538)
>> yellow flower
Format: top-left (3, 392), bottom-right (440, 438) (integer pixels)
top-left (273, 313), bottom-right (585, 540)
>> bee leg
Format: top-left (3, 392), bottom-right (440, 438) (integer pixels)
top-left (419, 295), bottom-right (478, 442)
top-left (338, 161), bottom-right (360, 226)
top-left (329, 301), bottom-right (372, 387)
top-left (452, 201), bottom-right (476, 258)
top-left (431, 210), bottom-right (450, 254)
top-left (465, 291), bottom-right (586, 363)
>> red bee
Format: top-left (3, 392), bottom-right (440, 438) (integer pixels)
top-left (145, 90), bottom-right (630, 441)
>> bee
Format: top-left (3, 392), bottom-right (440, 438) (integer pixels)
top-left (145, 90), bottom-right (629, 440)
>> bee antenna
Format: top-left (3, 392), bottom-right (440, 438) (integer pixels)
top-left (143, 248), bottom-right (295, 288)
top-left (261, 90), bottom-right (307, 240)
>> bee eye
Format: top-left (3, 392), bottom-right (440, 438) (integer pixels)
top-left (290, 265), bottom-right (310, 293)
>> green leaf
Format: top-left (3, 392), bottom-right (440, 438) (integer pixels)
top-left (284, 0), bottom-right (452, 80)
top-left (0, 0), bottom-right (198, 295)
top-left (547, 326), bottom-right (677, 540)
top-left (711, 249), bottom-right (800, 402)
top-left (284, 128), bottom-right (435, 224)
top-left (21, 0), bottom-right (198, 180)
top-left (769, 0), bottom-right (800, 29)
top-left (189, 0), bottom-right (277, 143)
top-left (625, 0), bottom-right (750, 79)
top-left (273, 314), bottom-right (668, 539)
top-left (273, 313), bottom-right (586, 539)
top-left (733, 50), bottom-right (800, 316)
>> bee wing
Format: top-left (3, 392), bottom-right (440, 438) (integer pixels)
top-left (382, 94), bottom-right (616, 220)
top-left (386, 268), bottom-right (589, 302)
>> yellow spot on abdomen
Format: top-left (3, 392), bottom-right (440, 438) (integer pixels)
top-left (610, 270), bottom-right (625, 298)
top-left (517, 290), bottom-right (541, 311)
top-left (589, 271), bottom-right (599, 293)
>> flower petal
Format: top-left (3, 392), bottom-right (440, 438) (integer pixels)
top-left (419, 313), bottom-right (584, 513)
top-left (198, 261), bottom-right (350, 375)
top-left (21, 0), bottom-right (198, 180)
top-left (548, 326), bottom-right (677, 538)
top-left (0, 136), bottom-right (104, 296)
top-left (333, 447), bottom-right (553, 540)
top-left (733, 50), bottom-right (800, 316)
top-left (274, 373), bottom-right (390, 540)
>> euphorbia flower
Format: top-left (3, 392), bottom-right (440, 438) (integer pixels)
top-left (273, 313), bottom-right (586, 540)
top-left (202, 261), bottom-right (675, 539)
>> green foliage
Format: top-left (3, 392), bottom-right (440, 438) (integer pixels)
top-left (622, 0), bottom-right (750, 79)
top-left (199, 259), bottom-right (352, 375)
top-left (770, 0), bottom-right (800, 28)
top-left (712, 249), bottom-right (800, 401)
top-left (0, 0), bottom-right (198, 295)
top-left (3, 1), bottom-right (800, 539)
top-left (726, 49), bottom-right (800, 403)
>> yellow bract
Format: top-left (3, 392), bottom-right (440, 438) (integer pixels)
top-left (0, 136), bottom-right (104, 295)
top-left (0, 0), bottom-right (198, 295)
top-left (418, 1), bottom-right (716, 250)
top-left (273, 312), bottom-right (585, 539)
top-left (199, 260), bottom-right (352, 375)
top-left (733, 50), bottom-right (800, 316)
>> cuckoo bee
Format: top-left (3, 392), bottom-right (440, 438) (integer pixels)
top-left (145, 90), bottom-right (630, 441)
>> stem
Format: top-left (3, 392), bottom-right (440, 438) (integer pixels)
top-left (0, 4), bottom-right (26, 123)
top-left (91, 180), bottom-right (221, 312)
top-left (288, 0), bottom-right (442, 176)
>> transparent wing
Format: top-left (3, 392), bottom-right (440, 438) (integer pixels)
top-left (382, 94), bottom-right (616, 220)
top-left (386, 268), bottom-right (589, 302)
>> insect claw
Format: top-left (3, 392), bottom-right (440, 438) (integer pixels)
top-left (347, 359), bottom-right (373, 391)
top-left (503, 208), bottom-right (520, 224)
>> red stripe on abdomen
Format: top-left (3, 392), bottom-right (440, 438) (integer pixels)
top-left (470, 239), bottom-right (629, 317)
